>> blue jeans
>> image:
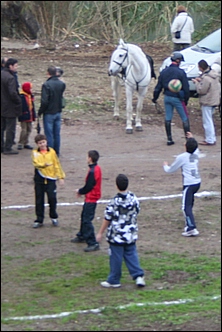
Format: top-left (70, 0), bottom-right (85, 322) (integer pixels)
top-left (77, 202), bottom-right (98, 246)
top-left (43, 113), bottom-right (61, 156)
top-left (107, 243), bottom-right (144, 284)
top-left (164, 95), bottom-right (188, 122)
top-left (182, 183), bottom-right (201, 231)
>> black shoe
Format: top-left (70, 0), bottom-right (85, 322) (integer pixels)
top-left (71, 237), bottom-right (86, 243)
top-left (167, 140), bottom-right (175, 146)
top-left (24, 145), bottom-right (33, 149)
top-left (84, 243), bottom-right (100, 252)
top-left (3, 149), bottom-right (19, 155)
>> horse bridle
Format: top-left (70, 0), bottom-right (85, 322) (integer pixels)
top-left (113, 47), bottom-right (149, 91)
top-left (112, 47), bottom-right (129, 71)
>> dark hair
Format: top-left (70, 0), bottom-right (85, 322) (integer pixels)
top-left (186, 138), bottom-right (198, 154)
top-left (116, 174), bottom-right (129, 191)
top-left (35, 134), bottom-right (47, 143)
top-left (47, 66), bottom-right (57, 76)
top-left (5, 58), bottom-right (18, 68)
top-left (56, 67), bottom-right (64, 77)
top-left (88, 150), bottom-right (100, 163)
top-left (198, 60), bottom-right (209, 71)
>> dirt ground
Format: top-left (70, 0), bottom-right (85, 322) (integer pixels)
top-left (1, 38), bottom-right (221, 331)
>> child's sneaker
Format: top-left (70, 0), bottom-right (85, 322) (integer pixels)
top-left (33, 221), bottom-right (43, 228)
top-left (51, 219), bottom-right (58, 226)
top-left (136, 276), bottom-right (146, 287)
top-left (101, 281), bottom-right (121, 288)
top-left (182, 228), bottom-right (199, 237)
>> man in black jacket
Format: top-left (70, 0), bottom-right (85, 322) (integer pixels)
top-left (1, 58), bottom-right (22, 154)
top-left (152, 52), bottom-right (190, 146)
top-left (38, 66), bottom-right (66, 157)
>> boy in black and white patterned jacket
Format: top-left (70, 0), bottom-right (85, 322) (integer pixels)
top-left (96, 174), bottom-right (145, 288)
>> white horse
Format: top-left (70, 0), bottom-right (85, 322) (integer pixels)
top-left (108, 39), bottom-right (152, 133)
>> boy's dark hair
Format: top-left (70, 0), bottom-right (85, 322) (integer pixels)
top-left (88, 150), bottom-right (99, 163)
top-left (186, 138), bottom-right (198, 154)
top-left (47, 66), bottom-right (57, 76)
top-left (5, 58), bottom-right (18, 68)
top-left (198, 59), bottom-right (209, 71)
top-left (116, 174), bottom-right (129, 191)
top-left (35, 134), bottom-right (47, 143)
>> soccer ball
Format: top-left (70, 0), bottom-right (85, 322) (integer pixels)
top-left (168, 79), bottom-right (182, 93)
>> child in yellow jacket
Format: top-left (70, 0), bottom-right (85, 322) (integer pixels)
top-left (32, 134), bottom-right (65, 228)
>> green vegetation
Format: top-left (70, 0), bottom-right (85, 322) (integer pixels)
top-left (1, 1), bottom-right (221, 42)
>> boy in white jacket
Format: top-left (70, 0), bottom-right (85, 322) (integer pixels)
top-left (163, 132), bottom-right (201, 237)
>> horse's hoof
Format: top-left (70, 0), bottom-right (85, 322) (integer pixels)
top-left (135, 126), bottom-right (143, 132)
top-left (113, 115), bottom-right (119, 120)
top-left (126, 129), bottom-right (133, 134)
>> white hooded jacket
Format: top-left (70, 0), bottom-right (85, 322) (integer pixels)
top-left (171, 12), bottom-right (194, 44)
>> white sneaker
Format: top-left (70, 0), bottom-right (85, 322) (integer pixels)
top-left (100, 281), bottom-right (121, 288)
top-left (51, 219), bottom-right (58, 226)
top-left (136, 276), bottom-right (146, 287)
top-left (182, 228), bottom-right (199, 237)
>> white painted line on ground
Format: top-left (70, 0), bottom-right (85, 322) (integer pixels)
top-left (3, 295), bottom-right (220, 321)
top-left (1, 191), bottom-right (220, 210)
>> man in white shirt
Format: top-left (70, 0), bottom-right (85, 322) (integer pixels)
top-left (171, 5), bottom-right (194, 51)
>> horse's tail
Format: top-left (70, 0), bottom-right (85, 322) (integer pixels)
top-left (145, 54), bottom-right (156, 79)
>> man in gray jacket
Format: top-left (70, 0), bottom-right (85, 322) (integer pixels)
top-left (192, 59), bottom-right (220, 145)
top-left (38, 66), bottom-right (66, 157)
top-left (1, 58), bottom-right (22, 154)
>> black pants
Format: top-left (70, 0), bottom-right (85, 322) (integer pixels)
top-left (1, 116), bottom-right (16, 151)
top-left (77, 202), bottom-right (97, 246)
top-left (35, 179), bottom-right (58, 223)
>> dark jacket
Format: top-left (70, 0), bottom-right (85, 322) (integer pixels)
top-left (78, 163), bottom-right (102, 203)
top-left (1, 68), bottom-right (22, 117)
top-left (18, 93), bottom-right (36, 122)
top-left (153, 63), bottom-right (190, 105)
top-left (38, 76), bottom-right (66, 116)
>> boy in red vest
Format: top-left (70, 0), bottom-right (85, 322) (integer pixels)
top-left (71, 150), bottom-right (102, 252)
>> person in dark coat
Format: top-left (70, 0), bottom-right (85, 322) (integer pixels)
top-left (1, 58), bottom-right (22, 154)
top-left (38, 66), bottom-right (66, 157)
top-left (152, 52), bottom-right (190, 146)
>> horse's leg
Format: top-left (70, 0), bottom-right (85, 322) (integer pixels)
top-left (135, 88), bottom-right (147, 131)
top-left (125, 86), bottom-right (133, 134)
top-left (111, 76), bottom-right (121, 119)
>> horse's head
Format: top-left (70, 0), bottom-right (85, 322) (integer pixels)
top-left (108, 45), bottom-right (128, 76)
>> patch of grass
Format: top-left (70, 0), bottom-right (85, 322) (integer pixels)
top-left (1, 252), bottom-right (220, 322)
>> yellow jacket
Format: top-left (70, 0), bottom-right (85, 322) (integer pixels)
top-left (32, 147), bottom-right (65, 180)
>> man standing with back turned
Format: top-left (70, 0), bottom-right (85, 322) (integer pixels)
top-left (38, 66), bottom-right (66, 157)
top-left (152, 52), bottom-right (190, 146)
